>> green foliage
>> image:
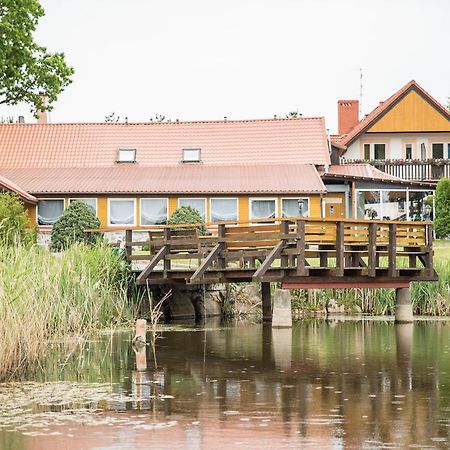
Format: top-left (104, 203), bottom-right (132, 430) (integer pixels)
top-left (0, 192), bottom-right (35, 245)
top-left (0, 0), bottom-right (74, 115)
top-left (51, 201), bottom-right (101, 251)
top-left (168, 206), bottom-right (207, 235)
top-left (434, 178), bottom-right (450, 239)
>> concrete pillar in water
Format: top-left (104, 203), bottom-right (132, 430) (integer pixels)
top-left (261, 282), bottom-right (272, 322)
top-left (272, 289), bottom-right (292, 328)
top-left (272, 327), bottom-right (292, 370)
top-left (395, 287), bottom-right (413, 323)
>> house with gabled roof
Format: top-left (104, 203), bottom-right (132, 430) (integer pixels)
top-left (0, 112), bottom-right (435, 236)
top-left (332, 80), bottom-right (450, 181)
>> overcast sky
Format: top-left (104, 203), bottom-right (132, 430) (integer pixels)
top-left (1, 0), bottom-right (449, 132)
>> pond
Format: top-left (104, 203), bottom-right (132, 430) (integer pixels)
top-left (1, 318), bottom-right (449, 449)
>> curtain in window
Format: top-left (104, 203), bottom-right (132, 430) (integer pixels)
top-left (37, 200), bottom-right (64, 225)
top-left (211, 199), bottom-right (238, 222)
top-left (179, 199), bottom-right (206, 219)
top-left (282, 199), bottom-right (309, 218)
top-left (141, 199), bottom-right (167, 225)
top-left (110, 200), bottom-right (135, 225)
top-left (251, 200), bottom-right (276, 219)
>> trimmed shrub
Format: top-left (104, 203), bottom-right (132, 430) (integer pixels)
top-left (435, 178), bottom-right (450, 239)
top-left (51, 201), bottom-right (101, 251)
top-left (0, 192), bottom-right (35, 246)
top-left (167, 206), bottom-right (207, 235)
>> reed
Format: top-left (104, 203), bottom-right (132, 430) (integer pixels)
top-left (0, 243), bottom-right (136, 381)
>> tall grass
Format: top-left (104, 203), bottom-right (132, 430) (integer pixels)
top-left (0, 243), bottom-right (136, 381)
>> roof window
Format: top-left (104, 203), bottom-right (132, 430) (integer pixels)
top-left (182, 148), bottom-right (201, 163)
top-left (117, 149), bottom-right (136, 163)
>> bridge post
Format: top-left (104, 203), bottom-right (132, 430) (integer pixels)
top-left (272, 289), bottom-right (292, 328)
top-left (395, 285), bottom-right (413, 323)
top-left (261, 282), bottom-right (272, 322)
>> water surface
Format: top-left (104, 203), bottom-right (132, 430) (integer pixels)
top-left (1, 319), bottom-right (449, 449)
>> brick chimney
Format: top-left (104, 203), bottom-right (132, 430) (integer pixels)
top-left (337, 100), bottom-right (359, 135)
top-left (37, 93), bottom-right (48, 124)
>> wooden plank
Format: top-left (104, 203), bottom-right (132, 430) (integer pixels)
top-left (368, 222), bottom-right (377, 277)
top-left (335, 221), bottom-right (344, 276)
top-left (136, 245), bottom-right (170, 284)
top-left (125, 229), bottom-right (132, 261)
top-left (296, 220), bottom-right (307, 276)
top-left (388, 223), bottom-right (397, 277)
top-left (252, 240), bottom-right (286, 281)
top-left (217, 224), bottom-right (226, 269)
top-left (189, 243), bottom-right (224, 283)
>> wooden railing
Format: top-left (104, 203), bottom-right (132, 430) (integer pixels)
top-left (86, 217), bottom-right (437, 287)
top-left (342, 159), bottom-right (449, 181)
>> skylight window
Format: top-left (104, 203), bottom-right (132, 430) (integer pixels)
top-left (182, 148), bottom-right (201, 162)
top-left (117, 149), bottom-right (136, 163)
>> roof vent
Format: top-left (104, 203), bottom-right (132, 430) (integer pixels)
top-left (117, 148), bottom-right (136, 163)
top-left (182, 148), bottom-right (201, 163)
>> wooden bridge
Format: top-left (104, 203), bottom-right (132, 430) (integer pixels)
top-left (87, 217), bottom-right (437, 289)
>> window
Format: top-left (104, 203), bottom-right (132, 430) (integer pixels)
top-left (405, 144), bottom-right (412, 160)
top-left (432, 143), bottom-right (444, 159)
top-left (374, 144), bottom-right (385, 160)
top-left (182, 148), bottom-right (201, 162)
top-left (140, 199), bottom-right (168, 225)
top-left (282, 198), bottom-right (309, 218)
top-left (117, 149), bottom-right (136, 163)
top-left (250, 199), bottom-right (277, 220)
top-left (178, 198), bottom-right (206, 219)
top-left (364, 143), bottom-right (370, 160)
top-left (108, 199), bottom-right (136, 225)
top-left (210, 198), bottom-right (238, 222)
top-left (69, 198), bottom-right (97, 214)
top-left (37, 199), bottom-right (64, 225)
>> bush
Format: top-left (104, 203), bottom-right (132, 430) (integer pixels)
top-left (0, 192), bottom-right (35, 246)
top-left (167, 206), bottom-right (207, 235)
top-left (51, 201), bottom-right (101, 251)
top-left (434, 178), bottom-right (450, 239)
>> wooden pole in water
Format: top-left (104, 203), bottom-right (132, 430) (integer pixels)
top-left (133, 319), bottom-right (147, 371)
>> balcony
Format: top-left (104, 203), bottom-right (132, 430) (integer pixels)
top-left (342, 159), bottom-right (450, 181)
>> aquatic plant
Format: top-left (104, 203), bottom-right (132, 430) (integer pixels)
top-left (0, 243), bottom-right (136, 381)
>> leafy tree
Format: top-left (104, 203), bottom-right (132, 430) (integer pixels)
top-left (0, 192), bottom-right (36, 245)
top-left (168, 206), bottom-right (207, 235)
top-left (149, 113), bottom-right (168, 122)
top-left (434, 178), bottom-right (450, 239)
top-left (286, 110), bottom-right (301, 119)
top-left (51, 201), bottom-right (101, 251)
top-left (104, 112), bottom-right (121, 123)
top-left (0, 0), bottom-right (74, 115)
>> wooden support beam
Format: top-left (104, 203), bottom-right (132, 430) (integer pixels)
top-left (368, 222), bottom-right (377, 277)
top-left (280, 221), bottom-right (289, 268)
top-left (335, 221), bottom-right (344, 276)
top-left (253, 241), bottom-right (286, 281)
top-left (296, 220), bottom-right (308, 276)
top-left (136, 245), bottom-right (170, 284)
top-left (388, 223), bottom-right (397, 278)
top-left (217, 224), bottom-right (226, 269)
top-left (163, 228), bottom-right (171, 277)
top-left (261, 282), bottom-right (272, 322)
top-left (125, 229), bottom-right (133, 261)
top-left (425, 224), bottom-right (434, 276)
top-left (189, 243), bottom-right (224, 283)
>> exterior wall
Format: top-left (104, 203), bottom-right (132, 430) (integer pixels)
top-left (344, 132), bottom-right (450, 160)
top-left (367, 90), bottom-right (450, 133)
top-left (29, 193), bottom-right (324, 229)
top-left (24, 203), bottom-right (37, 226)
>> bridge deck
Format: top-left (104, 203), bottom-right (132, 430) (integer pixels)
top-left (87, 217), bottom-right (437, 288)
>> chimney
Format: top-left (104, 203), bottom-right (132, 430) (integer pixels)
top-left (337, 100), bottom-right (359, 135)
top-left (37, 93), bottom-right (48, 124)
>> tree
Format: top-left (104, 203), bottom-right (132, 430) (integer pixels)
top-left (286, 110), bottom-right (301, 119)
top-left (149, 113), bottom-right (168, 122)
top-left (434, 178), bottom-right (450, 239)
top-left (0, 0), bottom-right (74, 115)
top-left (51, 201), bottom-right (101, 251)
top-left (168, 206), bottom-right (207, 235)
top-left (104, 112), bottom-right (121, 123)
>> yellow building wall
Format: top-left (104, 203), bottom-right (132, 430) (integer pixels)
top-left (25, 204), bottom-right (37, 226)
top-left (309, 196), bottom-right (322, 218)
top-left (368, 90), bottom-right (450, 133)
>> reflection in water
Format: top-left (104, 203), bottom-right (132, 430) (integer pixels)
top-left (0, 319), bottom-right (449, 449)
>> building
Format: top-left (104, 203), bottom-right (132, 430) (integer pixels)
top-left (332, 80), bottom-right (450, 181)
top-left (0, 115), bottom-right (434, 237)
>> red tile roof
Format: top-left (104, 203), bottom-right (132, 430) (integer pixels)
top-left (0, 175), bottom-right (37, 203)
top-left (0, 117), bottom-right (330, 169)
top-left (332, 80), bottom-right (450, 149)
top-left (0, 164), bottom-right (326, 195)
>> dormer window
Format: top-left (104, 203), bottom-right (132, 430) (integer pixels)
top-left (182, 148), bottom-right (201, 163)
top-left (117, 148), bottom-right (136, 163)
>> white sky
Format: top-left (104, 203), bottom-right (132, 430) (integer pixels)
top-left (1, 0), bottom-right (449, 133)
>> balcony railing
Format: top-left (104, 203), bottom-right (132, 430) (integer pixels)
top-left (342, 159), bottom-right (450, 181)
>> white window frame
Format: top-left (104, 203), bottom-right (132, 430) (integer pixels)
top-left (107, 198), bottom-right (136, 227)
top-left (177, 197), bottom-right (207, 219)
top-left (69, 198), bottom-right (98, 215)
top-left (36, 198), bottom-right (65, 226)
top-left (117, 148), bottom-right (136, 163)
top-left (182, 148), bottom-right (201, 163)
top-left (249, 197), bottom-right (278, 223)
top-left (281, 197), bottom-right (310, 218)
top-left (209, 197), bottom-right (239, 223)
top-left (140, 198), bottom-right (169, 225)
